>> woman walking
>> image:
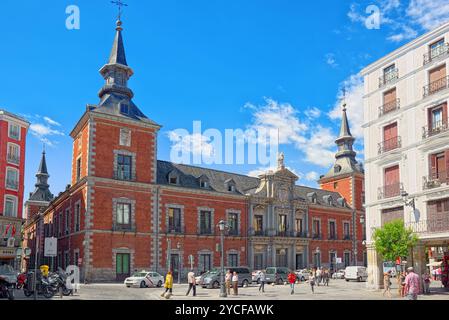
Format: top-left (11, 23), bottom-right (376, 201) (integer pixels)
top-left (288, 271), bottom-right (297, 295)
top-left (382, 271), bottom-right (392, 298)
top-left (309, 271), bottom-right (316, 293)
top-left (232, 271), bottom-right (239, 296)
top-left (422, 272), bottom-right (431, 295)
top-left (161, 271), bottom-right (174, 298)
top-left (259, 270), bottom-right (266, 293)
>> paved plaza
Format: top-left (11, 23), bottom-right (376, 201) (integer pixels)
top-left (14, 279), bottom-right (449, 301)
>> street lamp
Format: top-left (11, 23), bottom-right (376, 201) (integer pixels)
top-left (217, 220), bottom-right (229, 298)
top-left (177, 242), bottom-right (182, 284)
top-left (315, 247), bottom-right (320, 268)
top-left (401, 191), bottom-right (416, 211)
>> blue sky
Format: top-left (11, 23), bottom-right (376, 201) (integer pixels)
top-left (1, 0), bottom-right (448, 199)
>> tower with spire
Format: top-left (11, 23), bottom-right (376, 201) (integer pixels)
top-left (25, 150), bottom-right (54, 220)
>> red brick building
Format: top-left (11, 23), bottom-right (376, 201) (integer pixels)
top-left (23, 18), bottom-right (365, 282)
top-left (0, 110), bottom-right (29, 267)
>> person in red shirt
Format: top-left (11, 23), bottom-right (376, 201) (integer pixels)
top-left (288, 271), bottom-right (297, 295)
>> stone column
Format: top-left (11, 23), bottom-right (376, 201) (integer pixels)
top-left (412, 243), bottom-right (426, 278)
top-left (292, 245), bottom-right (297, 270)
top-left (366, 243), bottom-right (383, 289)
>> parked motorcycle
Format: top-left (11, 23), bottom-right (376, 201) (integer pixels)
top-left (48, 269), bottom-right (73, 296)
top-left (23, 271), bottom-right (55, 299)
top-left (16, 273), bottom-right (26, 289)
top-left (0, 265), bottom-right (16, 300)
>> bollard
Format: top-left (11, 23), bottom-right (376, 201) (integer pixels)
top-left (60, 286), bottom-right (63, 299)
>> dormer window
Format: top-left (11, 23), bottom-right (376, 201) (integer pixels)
top-left (198, 175), bottom-right (210, 189)
top-left (323, 195), bottom-right (333, 206)
top-left (200, 181), bottom-right (208, 188)
top-left (168, 171), bottom-right (180, 185)
top-left (228, 185), bottom-right (235, 192)
top-left (169, 176), bottom-right (179, 185)
top-left (334, 165), bottom-right (342, 174)
top-left (225, 179), bottom-right (237, 193)
top-left (120, 103), bottom-right (129, 115)
top-left (337, 197), bottom-right (346, 207)
top-left (307, 192), bottom-right (317, 204)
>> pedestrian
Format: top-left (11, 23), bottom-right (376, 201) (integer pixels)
top-left (316, 268), bottom-right (322, 286)
top-left (382, 271), bottom-right (392, 298)
top-left (161, 271), bottom-right (173, 298)
top-left (323, 269), bottom-right (329, 286)
top-left (309, 271), bottom-right (316, 293)
top-left (232, 271), bottom-right (239, 295)
top-left (399, 271), bottom-right (406, 297)
top-left (259, 270), bottom-right (266, 293)
top-left (422, 272), bottom-right (431, 295)
top-left (288, 271), bottom-right (296, 295)
top-left (186, 270), bottom-right (196, 297)
top-left (404, 267), bottom-right (420, 300)
top-left (225, 270), bottom-right (232, 295)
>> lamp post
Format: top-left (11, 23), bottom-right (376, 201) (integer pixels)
top-left (217, 220), bottom-right (229, 298)
top-left (315, 247), bottom-right (320, 268)
top-left (177, 242), bottom-right (182, 284)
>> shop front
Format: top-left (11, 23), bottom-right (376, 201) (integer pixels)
top-left (0, 217), bottom-right (22, 269)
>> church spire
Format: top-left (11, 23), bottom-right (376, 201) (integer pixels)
top-left (28, 150), bottom-right (53, 202)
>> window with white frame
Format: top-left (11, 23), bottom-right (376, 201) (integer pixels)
top-left (8, 123), bottom-right (20, 140)
top-left (119, 128), bottom-right (131, 147)
top-left (116, 203), bottom-right (131, 228)
top-left (5, 167), bottom-right (19, 190)
top-left (7, 143), bottom-right (20, 164)
top-left (4, 196), bottom-right (17, 217)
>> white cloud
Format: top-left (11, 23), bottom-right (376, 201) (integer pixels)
top-left (387, 24), bottom-right (419, 42)
top-left (43, 116), bottom-right (61, 127)
top-left (306, 171), bottom-right (320, 182)
top-left (407, 0), bottom-right (449, 31)
top-left (247, 165), bottom-right (302, 179)
top-left (304, 126), bottom-right (336, 167)
top-left (329, 73), bottom-right (365, 140)
top-left (304, 107), bottom-right (321, 119)
top-left (167, 131), bottom-right (215, 158)
top-left (325, 53), bottom-right (338, 68)
top-left (29, 122), bottom-right (64, 147)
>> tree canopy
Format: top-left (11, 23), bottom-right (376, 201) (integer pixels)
top-left (372, 220), bottom-right (419, 262)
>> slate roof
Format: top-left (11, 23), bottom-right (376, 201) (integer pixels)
top-left (157, 161), bottom-right (349, 208)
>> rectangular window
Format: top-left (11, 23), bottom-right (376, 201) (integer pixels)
top-left (384, 165), bottom-right (400, 198)
top-left (254, 215), bottom-right (263, 234)
top-left (228, 213), bottom-right (239, 236)
top-left (383, 64), bottom-right (397, 83)
top-left (116, 203), bottom-right (131, 228)
top-left (228, 254), bottom-right (238, 267)
top-left (65, 209), bottom-right (70, 235)
top-left (382, 88), bottom-right (398, 114)
top-left (343, 222), bottom-right (350, 240)
top-left (199, 254), bottom-right (212, 273)
top-left (295, 218), bottom-right (303, 235)
top-left (58, 213), bottom-right (62, 237)
top-left (5, 168), bottom-right (19, 190)
top-left (313, 220), bottom-right (321, 238)
top-left (199, 211), bottom-right (212, 235)
top-left (116, 154), bottom-right (132, 180)
top-left (8, 123), bottom-right (20, 140)
top-left (278, 215), bottom-right (287, 234)
top-left (168, 208), bottom-right (182, 233)
top-left (120, 103), bottom-right (129, 115)
top-left (7, 143), bottom-right (20, 165)
top-left (313, 252), bottom-right (321, 268)
top-left (75, 203), bottom-right (81, 232)
top-left (4, 196), bottom-right (17, 217)
top-left (382, 122), bottom-right (399, 152)
top-left (76, 158), bottom-right (81, 182)
top-left (428, 64), bottom-right (447, 95)
top-left (329, 221), bottom-right (336, 239)
top-left (430, 39), bottom-right (446, 59)
top-left (344, 252), bottom-right (351, 267)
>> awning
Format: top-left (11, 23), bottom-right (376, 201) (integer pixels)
top-left (427, 261), bottom-right (442, 267)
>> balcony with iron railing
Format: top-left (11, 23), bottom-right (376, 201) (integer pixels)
top-left (379, 99), bottom-right (400, 117)
top-left (6, 179), bottom-right (18, 190)
top-left (405, 217), bottom-right (449, 234)
top-left (249, 228), bottom-right (308, 238)
top-left (378, 182), bottom-right (403, 200)
top-left (423, 75), bottom-right (449, 98)
top-left (7, 153), bottom-right (20, 165)
top-left (312, 232), bottom-right (322, 240)
top-left (423, 171), bottom-right (448, 190)
top-left (378, 136), bottom-right (402, 154)
top-left (379, 69), bottom-right (399, 88)
top-left (343, 235), bottom-right (352, 241)
top-left (424, 43), bottom-right (449, 65)
top-left (328, 234), bottom-right (338, 240)
top-left (422, 119), bottom-right (449, 139)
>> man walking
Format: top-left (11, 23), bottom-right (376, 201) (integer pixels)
top-left (288, 271), bottom-right (297, 295)
top-left (316, 268), bottom-right (322, 286)
top-left (232, 271), bottom-right (239, 296)
top-left (186, 270), bottom-right (196, 297)
top-left (404, 267), bottom-right (420, 300)
top-left (259, 270), bottom-right (266, 293)
top-left (225, 270), bottom-right (232, 295)
top-left (422, 272), bottom-right (431, 295)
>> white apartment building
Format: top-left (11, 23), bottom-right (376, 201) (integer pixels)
top-left (362, 22), bottom-right (449, 289)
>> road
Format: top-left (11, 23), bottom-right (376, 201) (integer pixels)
top-left (13, 279), bottom-right (449, 300)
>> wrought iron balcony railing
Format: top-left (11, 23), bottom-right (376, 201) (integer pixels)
top-left (423, 171), bottom-right (448, 190)
top-left (378, 182), bottom-right (403, 200)
top-left (7, 153), bottom-right (20, 165)
top-left (379, 69), bottom-right (399, 88)
top-left (405, 218), bottom-right (449, 234)
top-left (312, 233), bottom-right (322, 240)
top-left (422, 119), bottom-right (449, 139)
top-left (423, 75), bottom-right (449, 98)
top-left (424, 43), bottom-right (449, 65)
top-left (378, 136), bottom-right (402, 154)
top-left (379, 99), bottom-right (400, 117)
top-left (343, 235), bottom-right (352, 241)
top-left (328, 234), bottom-right (338, 240)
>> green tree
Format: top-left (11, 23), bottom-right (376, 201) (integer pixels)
top-left (372, 220), bottom-right (419, 262)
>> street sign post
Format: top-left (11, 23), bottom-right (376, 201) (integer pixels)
top-left (44, 237), bottom-right (57, 257)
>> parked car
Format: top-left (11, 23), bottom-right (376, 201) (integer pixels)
top-left (252, 270), bottom-right (263, 284)
top-left (124, 271), bottom-right (164, 288)
top-left (265, 267), bottom-right (290, 285)
top-left (344, 266), bottom-right (368, 282)
top-left (332, 269), bottom-right (346, 279)
top-left (196, 271), bottom-right (210, 285)
top-left (200, 267), bottom-right (252, 289)
top-left (294, 269), bottom-right (310, 281)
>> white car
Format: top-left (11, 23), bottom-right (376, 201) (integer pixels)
top-left (332, 269), bottom-right (346, 279)
top-left (295, 269), bottom-right (310, 281)
top-left (124, 271), bottom-right (164, 288)
top-left (252, 270), bottom-right (263, 283)
top-left (344, 266), bottom-right (368, 282)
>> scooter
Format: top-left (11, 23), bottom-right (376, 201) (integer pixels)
top-left (23, 271), bottom-right (55, 299)
top-left (0, 275), bottom-right (15, 300)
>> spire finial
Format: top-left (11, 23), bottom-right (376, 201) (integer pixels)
top-left (111, 0), bottom-right (128, 22)
top-left (341, 87), bottom-right (347, 112)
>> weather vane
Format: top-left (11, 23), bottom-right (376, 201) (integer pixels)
top-left (341, 87), bottom-right (347, 111)
top-left (111, 0), bottom-right (128, 20)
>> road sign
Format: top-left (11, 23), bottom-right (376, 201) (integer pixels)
top-left (44, 237), bottom-right (58, 257)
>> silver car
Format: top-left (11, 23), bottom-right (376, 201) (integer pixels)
top-left (201, 267), bottom-right (252, 289)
